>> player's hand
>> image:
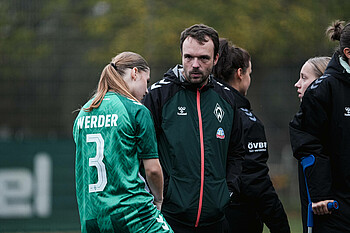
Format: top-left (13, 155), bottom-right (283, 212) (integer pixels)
top-left (312, 200), bottom-right (334, 215)
top-left (154, 200), bottom-right (163, 211)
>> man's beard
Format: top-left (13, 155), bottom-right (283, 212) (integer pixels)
top-left (185, 69), bottom-right (210, 86)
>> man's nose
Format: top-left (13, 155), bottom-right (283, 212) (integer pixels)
top-left (192, 58), bottom-right (200, 68)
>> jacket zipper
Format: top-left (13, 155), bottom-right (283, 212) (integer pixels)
top-left (195, 88), bottom-right (205, 227)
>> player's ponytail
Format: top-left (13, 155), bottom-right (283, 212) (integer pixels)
top-left (213, 38), bottom-right (231, 83)
top-left (84, 52), bottom-right (149, 112)
top-left (326, 20), bottom-right (344, 42)
top-left (326, 20), bottom-right (350, 62)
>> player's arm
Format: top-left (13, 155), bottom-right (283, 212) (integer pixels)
top-left (143, 158), bottom-right (164, 210)
top-left (226, 106), bottom-right (245, 196)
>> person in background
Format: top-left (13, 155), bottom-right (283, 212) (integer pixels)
top-left (293, 56), bottom-right (330, 231)
top-left (289, 20), bottom-right (350, 232)
top-left (143, 24), bottom-right (245, 233)
top-left (294, 57), bottom-right (331, 101)
top-left (213, 38), bottom-right (290, 233)
top-left (73, 52), bottom-right (173, 233)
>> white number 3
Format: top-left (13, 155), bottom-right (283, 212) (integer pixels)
top-left (87, 134), bottom-right (107, 193)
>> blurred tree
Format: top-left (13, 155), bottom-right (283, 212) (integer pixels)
top-left (0, 0), bottom-right (349, 138)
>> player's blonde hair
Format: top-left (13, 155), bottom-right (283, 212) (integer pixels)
top-left (306, 57), bottom-right (331, 78)
top-left (84, 52), bottom-right (149, 112)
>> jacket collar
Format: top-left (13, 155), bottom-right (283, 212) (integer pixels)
top-left (165, 64), bottom-right (214, 92)
top-left (339, 56), bottom-right (350, 74)
top-left (213, 78), bottom-right (251, 109)
top-left (325, 52), bottom-right (350, 84)
top-left (226, 84), bottom-right (251, 110)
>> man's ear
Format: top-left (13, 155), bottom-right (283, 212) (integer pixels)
top-left (213, 53), bottom-right (219, 66)
top-left (131, 67), bottom-right (138, 81)
top-left (344, 48), bottom-right (350, 59)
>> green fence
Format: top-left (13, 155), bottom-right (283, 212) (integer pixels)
top-left (0, 140), bottom-right (80, 232)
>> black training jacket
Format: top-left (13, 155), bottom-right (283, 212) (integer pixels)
top-left (225, 84), bottom-right (290, 233)
top-left (143, 65), bottom-right (245, 227)
top-left (289, 52), bottom-right (350, 232)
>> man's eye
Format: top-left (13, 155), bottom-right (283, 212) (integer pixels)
top-left (200, 57), bottom-right (210, 62)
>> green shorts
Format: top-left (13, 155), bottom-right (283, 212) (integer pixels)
top-left (143, 210), bottom-right (174, 233)
top-left (108, 205), bottom-right (173, 233)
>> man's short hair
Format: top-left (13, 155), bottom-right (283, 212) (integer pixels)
top-left (180, 24), bottom-right (219, 57)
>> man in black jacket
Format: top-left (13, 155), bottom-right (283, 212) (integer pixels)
top-left (143, 24), bottom-right (245, 233)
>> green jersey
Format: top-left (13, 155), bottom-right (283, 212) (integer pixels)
top-left (73, 92), bottom-right (172, 233)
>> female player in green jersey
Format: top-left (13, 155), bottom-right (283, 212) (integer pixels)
top-left (73, 52), bottom-right (173, 233)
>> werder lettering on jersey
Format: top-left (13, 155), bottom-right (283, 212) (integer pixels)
top-left (76, 114), bottom-right (118, 129)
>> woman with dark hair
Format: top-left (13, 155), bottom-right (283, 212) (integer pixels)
top-left (290, 20), bottom-right (350, 232)
top-left (73, 52), bottom-right (173, 233)
top-left (213, 39), bottom-right (290, 233)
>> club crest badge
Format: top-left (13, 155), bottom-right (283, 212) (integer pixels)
top-left (216, 127), bottom-right (225, 139)
top-left (214, 103), bottom-right (225, 123)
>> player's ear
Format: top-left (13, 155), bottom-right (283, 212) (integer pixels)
top-left (131, 67), bottom-right (138, 81)
top-left (237, 68), bottom-right (243, 81)
top-left (344, 47), bottom-right (350, 60)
